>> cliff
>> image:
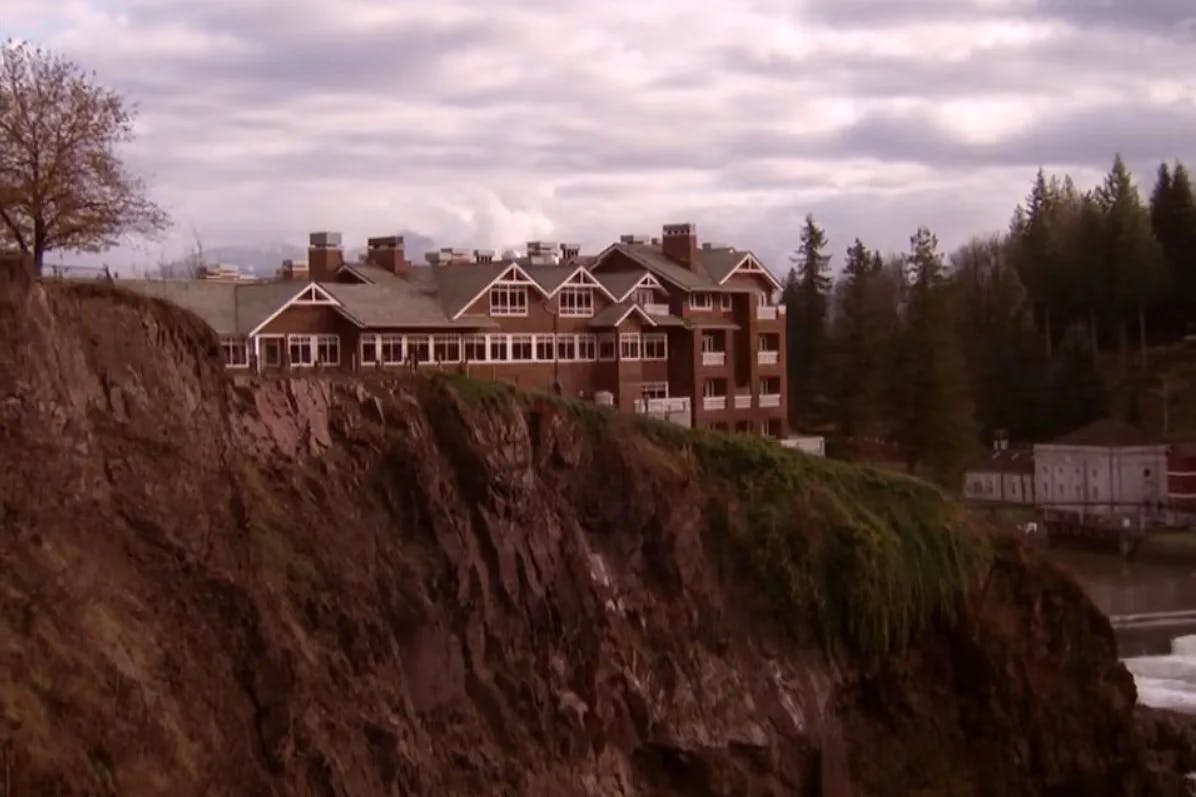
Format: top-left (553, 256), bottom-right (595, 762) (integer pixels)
top-left (0, 272), bottom-right (1188, 796)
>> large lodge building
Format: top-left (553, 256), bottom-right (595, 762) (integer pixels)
top-left (124, 222), bottom-right (789, 436)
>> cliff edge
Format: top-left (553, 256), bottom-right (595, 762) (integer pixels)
top-left (0, 274), bottom-right (1187, 796)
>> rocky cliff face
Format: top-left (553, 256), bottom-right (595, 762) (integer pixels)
top-left (0, 273), bottom-right (1188, 796)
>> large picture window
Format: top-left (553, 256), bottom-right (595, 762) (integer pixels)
top-left (380, 334), bottom-right (404, 364)
top-left (407, 335), bottom-right (430, 363)
top-left (490, 286), bottom-right (528, 316)
top-left (577, 334), bottom-right (597, 361)
top-left (464, 335), bottom-right (487, 362)
top-left (489, 336), bottom-right (509, 362)
top-left (558, 287), bottom-right (594, 317)
top-left (511, 334), bottom-right (534, 361)
top-left (288, 335), bottom-right (314, 367)
top-left (535, 334), bottom-right (555, 361)
top-left (642, 333), bottom-right (667, 360)
top-left (433, 334), bottom-right (461, 363)
top-left (221, 336), bottom-right (249, 367)
top-left (316, 335), bottom-right (340, 365)
top-left (556, 335), bottom-right (577, 361)
top-left (619, 333), bottom-right (641, 360)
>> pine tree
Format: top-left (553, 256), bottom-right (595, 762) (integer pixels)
top-left (828, 239), bottom-right (897, 440)
top-left (1095, 154), bottom-right (1166, 370)
top-left (1151, 161), bottom-right (1196, 336)
top-left (890, 227), bottom-right (975, 482)
top-left (787, 214), bottom-right (832, 423)
top-left (1047, 323), bottom-right (1108, 435)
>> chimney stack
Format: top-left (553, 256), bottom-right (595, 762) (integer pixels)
top-left (560, 243), bottom-right (580, 261)
top-left (366, 235), bottom-right (407, 276)
top-left (307, 231), bottom-right (343, 282)
top-left (662, 223), bottom-right (698, 269)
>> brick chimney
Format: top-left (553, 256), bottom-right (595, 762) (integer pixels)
top-left (366, 235), bottom-right (407, 275)
top-left (662, 223), bottom-right (698, 269)
top-left (307, 231), bottom-right (343, 282)
top-left (560, 243), bottom-right (580, 261)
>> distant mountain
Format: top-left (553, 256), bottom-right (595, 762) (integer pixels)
top-left (154, 232), bottom-right (439, 278)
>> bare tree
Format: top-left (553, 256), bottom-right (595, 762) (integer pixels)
top-left (0, 39), bottom-right (170, 276)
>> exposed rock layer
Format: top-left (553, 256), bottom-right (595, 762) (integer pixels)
top-left (0, 275), bottom-right (1189, 795)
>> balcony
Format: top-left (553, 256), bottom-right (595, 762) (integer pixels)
top-left (756, 305), bottom-right (779, 321)
top-left (702, 395), bottom-right (727, 411)
top-left (633, 396), bottom-right (692, 428)
top-left (757, 350), bottom-right (779, 366)
top-left (733, 393), bottom-right (752, 409)
top-left (643, 302), bottom-right (670, 316)
top-left (759, 394), bottom-right (782, 408)
top-left (701, 351), bottom-right (726, 367)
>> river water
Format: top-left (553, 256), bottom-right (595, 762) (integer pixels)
top-left (1048, 549), bottom-right (1196, 713)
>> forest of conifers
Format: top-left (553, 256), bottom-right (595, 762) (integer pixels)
top-left (783, 154), bottom-right (1196, 483)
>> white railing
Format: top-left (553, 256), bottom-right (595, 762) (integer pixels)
top-left (734, 393), bottom-right (752, 409)
top-left (757, 350), bottom-right (779, 366)
top-left (643, 302), bottom-right (670, 316)
top-left (702, 395), bottom-right (727, 411)
top-left (759, 394), bottom-right (781, 408)
top-left (701, 351), bottom-right (726, 366)
top-left (633, 396), bottom-right (691, 415)
top-left (756, 305), bottom-right (779, 321)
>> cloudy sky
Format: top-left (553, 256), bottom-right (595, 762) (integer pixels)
top-left (7, 0), bottom-right (1196, 273)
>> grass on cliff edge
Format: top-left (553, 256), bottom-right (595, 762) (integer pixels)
top-left (439, 373), bottom-right (992, 661)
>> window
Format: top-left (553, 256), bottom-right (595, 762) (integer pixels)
top-left (719, 294), bottom-right (733, 311)
top-left (598, 334), bottom-right (616, 361)
top-left (633, 288), bottom-right (656, 306)
top-left (701, 332), bottom-right (724, 353)
top-left (259, 337), bottom-right (283, 367)
top-left (760, 376), bottom-right (781, 395)
top-left (556, 335), bottom-right (577, 362)
top-left (535, 334), bottom-right (555, 361)
top-left (221, 336), bottom-right (248, 367)
top-left (407, 335), bottom-right (430, 363)
top-left (690, 292), bottom-right (713, 310)
top-left (759, 334), bottom-right (779, 352)
top-left (489, 335), bottom-right (509, 362)
top-left (433, 334), bottom-right (461, 363)
top-left (490, 285), bottom-right (528, 316)
top-left (558, 287), bottom-right (594, 317)
top-left (464, 335), bottom-right (487, 362)
top-left (639, 382), bottom-right (669, 399)
top-left (288, 335), bottom-right (314, 367)
top-left (316, 335), bottom-right (340, 365)
top-left (642, 333), bottom-right (667, 360)
top-left (511, 334), bottom-right (533, 361)
top-left (361, 336), bottom-right (377, 365)
top-left (619, 333), bottom-right (641, 360)
top-left (703, 379), bottom-right (726, 397)
top-left (757, 292), bottom-right (769, 306)
top-left (379, 334), bottom-right (403, 364)
top-left (577, 334), bottom-right (597, 361)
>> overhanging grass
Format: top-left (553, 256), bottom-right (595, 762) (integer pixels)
top-left (687, 432), bottom-right (991, 659)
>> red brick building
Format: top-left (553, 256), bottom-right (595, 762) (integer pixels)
top-left (124, 223), bottom-right (788, 436)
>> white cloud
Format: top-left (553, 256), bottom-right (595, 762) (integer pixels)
top-left (7, 0), bottom-right (1196, 273)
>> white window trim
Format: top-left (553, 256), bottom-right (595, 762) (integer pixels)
top-left (690, 292), bottom-right (714, 311)
top-left (315, 334), bottom-right (340, 366)
top-left (510, 333), bottom-right (535, 362)
top-left (287, 334), bottom-right (316, 368)
top-left (433, 333), bottom-right (463, 364)
top-left (577, 333), bottom-right (597, 361)
top-left (639, 382), bottom-right (669, 399)
top-left (643, 333), bottom-right (668, 361)
top-left (463, 334), bottom-right (489, 363)
top-left (452, 264), bottom-right (546, 320)
top-left (553, 266), bottom-right (617, 301)
top-left (598, 334), bottom-right (617, 362)
top-left (558, 286), bottom-right (595, 318)
top-left (703, 379), bottom-right (727, 398)
top-left (619, 332), bottom-right (641, 361)
top-left (718, 254), bottom-right (782, 290)
top-left (221, 336), bottom-right (250, 368)
top-left (718, 293), bottom-right (733, 311)
top-left (248, 282), bottom-right (360, 337)
top-left (614, 272), bottom-right (666, 302)
top-left (255, 334), bottom-right (285, 369)
top-left (701, 332), bottom-right (725, 353)
top-left (489, 285), bottom-right (529, 317)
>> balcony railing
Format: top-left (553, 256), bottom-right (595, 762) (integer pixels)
top-left (756, 305), bottom-right (779, 321)
top-left (633, 396), bottom-right (693, 427)
top-left (757, 350), bottom-right (779, 366)
top-left (643, 302), bottom-right (670, 316)
top-left (702, 395), bottom-right (727, 411)
top-left (759, 394), bottom-right (782, 408)
top-left (701, 351), bottom-right (726, 366)
top-left (734, 393), bottom-right (752, 409)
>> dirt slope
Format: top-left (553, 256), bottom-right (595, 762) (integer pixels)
top-left (0, 272), bottom-right (1187, 796)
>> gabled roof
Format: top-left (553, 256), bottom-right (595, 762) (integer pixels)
top-left (435, 263), bottom-right (546, 319)
top-left (322, 282), bottom-right (486, 329)
top-left (967, 447), bottom-right (1035, 475)
top-left (593, 269), bottom-right (651, 302)
top-left (1048, 419), bottom-right (1160, 447)
top-left (700, 248), bottom-right (748, 283)
top-left (588, 302), bottom-right (657, 328)
top-left (525, 264), bottom-right (616, 300)
top-left (593, 242), bottom-right (779, 293)
top-left (119, 280), bottom-right (304, 336)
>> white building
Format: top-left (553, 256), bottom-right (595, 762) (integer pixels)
top-left (963, 444), bottom-right (1035, 505)
top-left (1033, 419), bottom-right (1168, 522)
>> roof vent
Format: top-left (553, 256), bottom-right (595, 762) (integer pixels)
top-left (309, 231), bottom-right (342, 248)
top-left (620, 234), bottom-right (648, 245)
top-left (367, 235), bottom-right (404, 249)
top-left (662, 223), bottom-right (695, 237)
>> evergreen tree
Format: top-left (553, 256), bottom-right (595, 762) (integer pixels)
top-left (787, 214), bottom-right (832, 423)
top-left (828, 239), bottom-right (897, 440)
top-left (889, 227), bottom-right (975, 482)
top-left (1047, 323), bottom-right (1108, 435)
top-left (1094, 154), bottom-right (1166, 369)
top-left (1151, 161), bottom-right (1196, 336)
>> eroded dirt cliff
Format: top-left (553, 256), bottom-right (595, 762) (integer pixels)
top-left (0, 273), bottom-right (1189, 796)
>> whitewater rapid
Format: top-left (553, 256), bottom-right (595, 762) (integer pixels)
top-left (1124, 634), bottom-right (1196, 714)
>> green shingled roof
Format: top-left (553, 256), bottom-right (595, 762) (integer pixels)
top-left (593, 269), bottom-right (650, 301)
top-left (119, 280), bottom-right (302, 335)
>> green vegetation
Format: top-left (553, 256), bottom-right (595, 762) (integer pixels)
top-left (688, 431), bottom-right (990, 660)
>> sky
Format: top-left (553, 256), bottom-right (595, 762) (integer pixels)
top-left (7, 0), bottom-right (1196, 273)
